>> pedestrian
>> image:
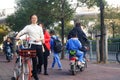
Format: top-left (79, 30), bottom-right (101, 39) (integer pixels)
top-left (37, 22), bottom-right (50, 75)
top-left (50, 30), bottom-right (62, 70)
top-left (68, 22), bottom-right (89, 59)
top-left (16, 14), bottom-right (44, 80)
top-left (3, 37), bottom-right (13, 62)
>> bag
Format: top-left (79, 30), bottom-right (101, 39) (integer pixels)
top-left (52, 37), bottom-right (62, 53)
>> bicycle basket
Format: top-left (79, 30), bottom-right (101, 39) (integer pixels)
top-left (69, 50), bottom-right (76, 56)
top-left (19, 49), bottom-right (36, 58)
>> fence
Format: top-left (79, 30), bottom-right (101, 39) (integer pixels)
top-left (89, 40), bottom-right (120, 61)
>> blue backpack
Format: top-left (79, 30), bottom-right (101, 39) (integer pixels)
top-left (52, 37), bottom-right (62, 53)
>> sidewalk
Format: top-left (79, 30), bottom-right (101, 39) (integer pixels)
top-left (0, 53), bottom-right (120, 80)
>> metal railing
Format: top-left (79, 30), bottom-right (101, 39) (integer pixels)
top-left (89, 40), bottom-right (120, 61)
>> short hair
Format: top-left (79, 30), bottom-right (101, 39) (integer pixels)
top-left (71, 32), bottom-right (77, 37)
top-left (75, 22), bottom-right (81, 27)
top-left (50, 30), bottom-right (55, 35)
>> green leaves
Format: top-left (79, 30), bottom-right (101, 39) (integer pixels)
top-left (6, 0), bottom-right (74, 31)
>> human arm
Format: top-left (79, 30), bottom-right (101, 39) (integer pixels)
top-left (16, 26), bottom-right (28, 39)
top-left (44, 30), bottom-right (50, 43)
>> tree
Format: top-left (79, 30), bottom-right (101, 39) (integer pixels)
top-left (6, 0), bottom-right (75, 59)
top-left (6, 0), bottom-right (74, 31)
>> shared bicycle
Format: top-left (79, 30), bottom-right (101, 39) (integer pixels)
top-left (11, 39), bottom-right (36, 80)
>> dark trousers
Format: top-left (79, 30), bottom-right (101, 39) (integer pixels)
top-left (39, 44), bottom-right (50, 73)
top-left (31, 44), bottom-right (43, 76)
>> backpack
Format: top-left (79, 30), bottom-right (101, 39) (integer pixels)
top-left (52, 37), bottom-right (62, 53)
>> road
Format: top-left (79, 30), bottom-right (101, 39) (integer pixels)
top-left (0, 53), bottom-right (120, 80)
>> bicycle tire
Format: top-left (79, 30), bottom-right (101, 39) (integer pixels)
top-left (116, 51), bottom-right (120, 63)
top-left (12, 58), bottom-right (22, 80)
top-left (71, 65), bottom-right (76, 75)
top-left (22, 60), bottom-right (32, 80)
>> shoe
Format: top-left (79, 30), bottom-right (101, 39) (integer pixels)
top-left (81, 61), bottom-right (85, 64)
top-left (58, 68), bottom-right (62, 70)
top-left (33, 75), bottom-right (39, 80)
top-left (81, 64), bottom-right (85, 67)
top-left (37, 69), bottom-right (41, 74)
top-left (32, 71), bottom-right (39, 80)
top-left (77, 61), bottom-right (82, 65)
top-left (44, 72), bottom-right (48, 75)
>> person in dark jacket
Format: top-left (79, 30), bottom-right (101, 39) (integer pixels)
top-left (68, 22), bottom-right (89, 58)
top-left (3, 37), bottom-right (13, 62)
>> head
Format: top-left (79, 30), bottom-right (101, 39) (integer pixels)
top-left (38, 22), bottom-right (44, 28)
top-left (38, 22), bottom-right (46, 34)
top-left (6, 37), bottom-right (11, 42)
top-left (30, 14), bottom-right (38, 24)
top-left (71, 32), bottom-right (77, 38)
top-left (75, 22), bottom-right (81, 27)
top-left (50, 30), bottom-right (55, 36)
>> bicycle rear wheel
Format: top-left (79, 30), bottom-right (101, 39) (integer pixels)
top-left (116, 51), bottom-right (120, 63)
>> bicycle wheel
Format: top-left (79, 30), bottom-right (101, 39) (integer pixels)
top-left (116, 51), bottom-right (120, 63)
top-left (12, 58), bottom-right (22, 80)
top-left (22, 60), bottom-right (32, 80)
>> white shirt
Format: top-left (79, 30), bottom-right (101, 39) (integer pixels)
top-left (18, 24), bottom-right (44, 45)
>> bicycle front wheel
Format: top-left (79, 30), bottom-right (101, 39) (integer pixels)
top-left (21, 61), bottom-right (32, 80)
top-left (116, 51), bottom-right (120, 63)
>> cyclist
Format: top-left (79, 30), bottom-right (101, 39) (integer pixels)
top-left (3, 37), bottom-right (13, 62)
top-left (68, 22), bottom-right (89, 60)
top-left (16, 14), bottom-right (44, 80)
top-left (66, 32), bottom-right (85, 64)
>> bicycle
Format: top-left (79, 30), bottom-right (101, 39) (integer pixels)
top-left (11, 39), bottom-right (36, 80)
top-left (69, 50), bottom-right (87, 75)
top-left (116, 50), bottom-right (120, 63)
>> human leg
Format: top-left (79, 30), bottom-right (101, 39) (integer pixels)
top-left (32, 57), bottom-right (39, 80)
top-left (36, 45), bottom-right (44, 73)
top-left (31, 44), bottom-right (39, 80)
top-left (51, 54), bottom-right (57, 68)
top-left (76, 50), bottom-right (85, 63)
top-left (55, 54), bottom-right (62, 69)
top-left (43, 54), bottom-right (48, 75)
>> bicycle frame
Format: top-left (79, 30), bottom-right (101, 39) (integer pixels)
top-left (12, 49), bottom-right (36, 80)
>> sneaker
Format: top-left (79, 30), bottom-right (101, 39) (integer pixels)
top-left (58, 68), bottom-right (62, 70)
top-left (81, 61), bottom-right (85, 64)
top-left (33, 74), bottom-right (39, 80)
top-left (77, 61), bottom-right (82, 65)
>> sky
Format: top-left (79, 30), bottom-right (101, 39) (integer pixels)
top-left (0, 0), bottom-right (120, 9)
top-left (0, 0), bottom-right (15, 9)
